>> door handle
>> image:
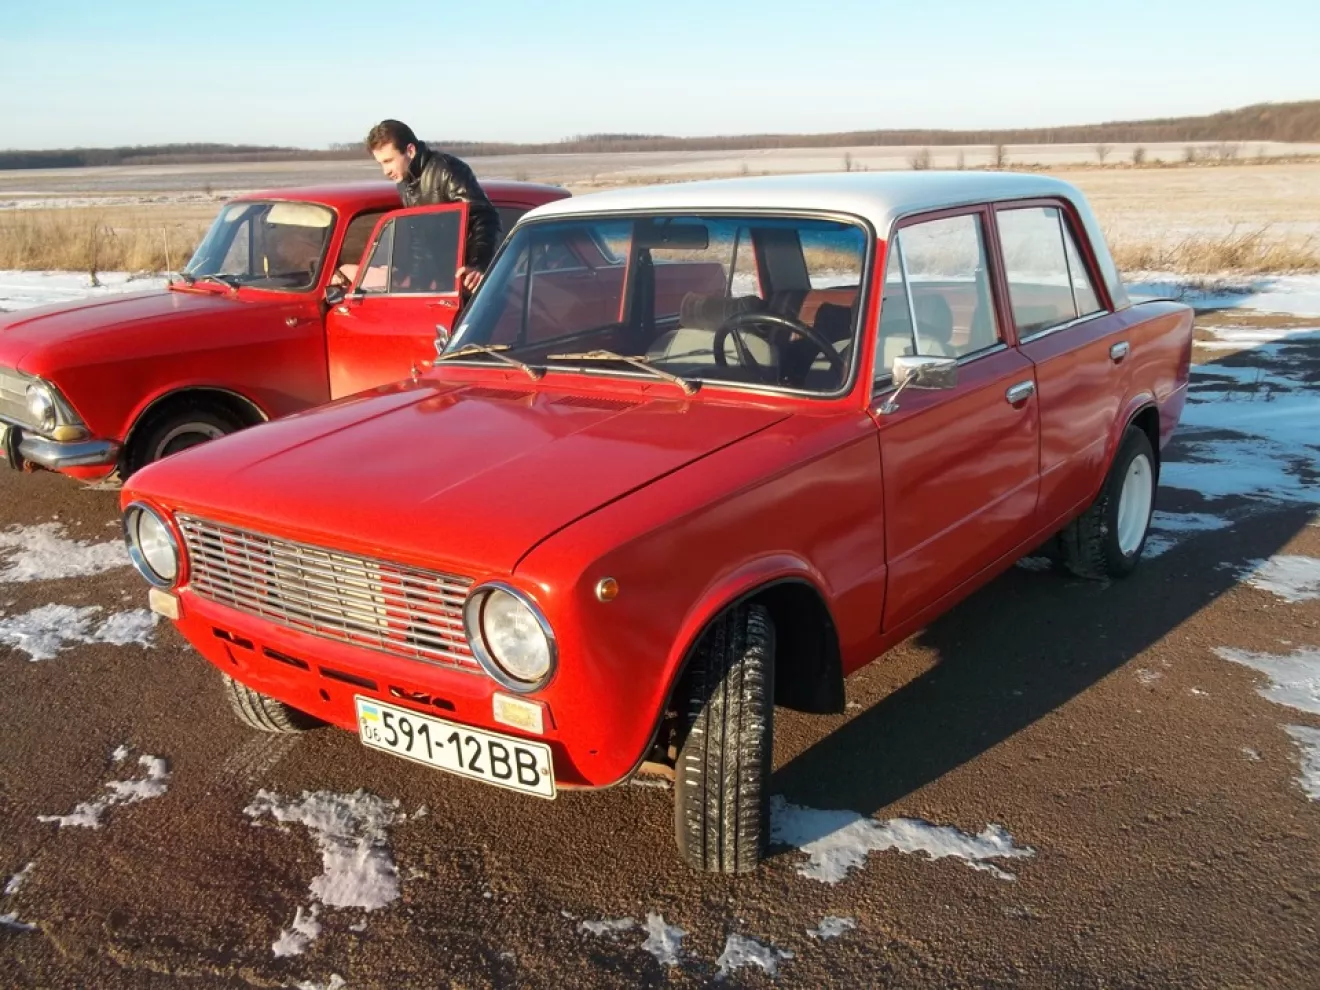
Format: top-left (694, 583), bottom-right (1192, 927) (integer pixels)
top-left (1006, 380), bottom-right (1036, 405)
top-left (1110, 341), bottom-right (1130, 362)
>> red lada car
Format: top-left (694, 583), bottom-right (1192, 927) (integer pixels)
top-left (120, 172), bottom-right (1193, 872)
top-left (0, 180), bottom-right (569, 483)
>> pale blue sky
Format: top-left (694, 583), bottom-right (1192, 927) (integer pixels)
top-left (1, 0), bottom-right (1316, 149)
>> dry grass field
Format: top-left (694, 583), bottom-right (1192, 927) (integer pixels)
top-left (1, 150), bottom-right (1318, 276)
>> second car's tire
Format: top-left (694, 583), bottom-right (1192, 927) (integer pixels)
top-left (126, 404), bottom-right (242, 476)
top-left (673, 602), bottom-right (776, 874)
top-left (1060, 426), bottom-right (1157, 580)
top-left (221, 672), bottom-right (324, 734)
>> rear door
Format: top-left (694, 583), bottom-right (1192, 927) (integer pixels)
top-left (994, 201), bottom-right (1128, 531)
top-left (869, 207), bottom-right (1042, 632)
top-left (324, 203), bottom-right (468, 399)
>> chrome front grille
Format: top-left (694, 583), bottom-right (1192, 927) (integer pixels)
top-left (0, 367), bottom-right (32, 427)
top-left (177, 515), bottom-right (480, 672)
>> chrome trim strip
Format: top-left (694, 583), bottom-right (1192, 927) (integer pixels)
top-left (176, 515), bottom-right (480, 673)
top-left (1017, 309), bottom-right (1108, 344)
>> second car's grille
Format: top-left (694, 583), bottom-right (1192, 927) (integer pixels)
top-left (0, 367), bottom-right (33, 428)
top-left (177, 515), bottom-right (480, 672)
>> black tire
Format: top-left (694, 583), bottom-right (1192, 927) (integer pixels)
top-left (126, 404), bottom-right (242, 476)
top-left (1060, 426), bottom-right (1157, 580)
top-left (221, 672), bottom-right (323, 733)
top-left (673, 602), bottom-right (775, 874)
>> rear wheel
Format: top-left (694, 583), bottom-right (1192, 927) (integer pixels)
top-left (1060, 426), bottom-right (1157, 579)
top-left (221, 672), bottom-right (323, 733)
top-left (673, 603), bottom-right (775, 874)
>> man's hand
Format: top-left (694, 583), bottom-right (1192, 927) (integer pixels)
top-left (457, 266), bottom-right (483, 293)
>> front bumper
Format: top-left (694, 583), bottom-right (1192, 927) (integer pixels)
top-left (0, 420), bottom-right (120, 471)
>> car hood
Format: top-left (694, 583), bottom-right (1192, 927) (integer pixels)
top-left (0, 287), bottom-right (281, 370)
top-left (128, 379), bottom-right (791, 576)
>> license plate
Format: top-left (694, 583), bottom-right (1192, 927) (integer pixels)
top-left (354, 696), bottom-right (556, 799)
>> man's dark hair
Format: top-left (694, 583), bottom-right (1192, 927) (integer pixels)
top-left (366, 119), bottom-right (418, 153)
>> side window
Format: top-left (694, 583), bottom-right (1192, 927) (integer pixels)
top-left (336, 209), bottom-right (387, 269)
top-left (874, 213), bottom-right (999, 380)
top-left (355, 211), bottom-right (463, 296)
top-left (998, 206), bottom-right (1104, 336)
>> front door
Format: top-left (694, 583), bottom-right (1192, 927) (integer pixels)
top-left (325, 203), bottom-right (468, 399)
top-left (868, 208), bottom-right (1042, 632)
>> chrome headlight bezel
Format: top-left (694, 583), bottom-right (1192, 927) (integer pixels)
top-left (122, 502), bottom-right (184, 589)
top-left (463, 582), bottom-right (557, 693)
top-left (25, 382), bottom-right (57, 434)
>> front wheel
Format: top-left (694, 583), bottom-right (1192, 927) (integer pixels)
top-left (126, 405), bottom-right (242, 476)
top-left (673, 603), bottom-right (775, 874)
top-left (221, 672), bottom-right (324, 734)
top-left (1060, 426), bottom-right (1157, 579)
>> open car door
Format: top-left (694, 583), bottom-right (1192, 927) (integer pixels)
top-left (325, 202), bottom-right (468, 399)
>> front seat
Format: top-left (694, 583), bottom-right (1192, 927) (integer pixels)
top-left (646, 293), bottom-right (780, 379)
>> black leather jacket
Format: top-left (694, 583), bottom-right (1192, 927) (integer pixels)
top-left (398, 142), bottom-right (502, 271)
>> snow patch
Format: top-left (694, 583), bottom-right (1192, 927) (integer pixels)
top-left (1126, 274), bottom-right (1320, 318)
top-left (640, 912), bottom-right (686, 966)
top-left (1136, 668), bottom-right (1163, 686)
top-left (294, 977), bottom-right (347, 990)
top-left (715, 933), bottom-right (793, 980)
top-left (0, 523), bottom-right (129, 582)
top-left (5, 863), bottom-right (34, 896)
top-left (272, 904), bottom-right (322, 957)
top-left (1284, 726), bottom-right (1320, 800)
top-left (0, 604), bottom-right (158, 661)
top-left (1014, 556), bottom-right (1053, 572)
top-left (1, 912), bottom-right (36, 932)
top-left (1238, 556), bottom-right (1320, 603)
top-left (245, 789), bottom-right (405, 912)
top-left (111, 745), bottom-right (131, 764)
top-left (1214, 647), bottom-right (1320, 716)
top-left (770, 795), bottom-right (1034, 883)
top-left (808, 915), bottom-right (857, 940)
top-left (1145, 511), bottom-right (1232, 557)
top-left (38, 754), bottom-right (170, 829)
top-left (579, 917), bottom-right (635, 937)
top-left (0, 270), bottom-right (168, 311)
top-left (1242, 746), bottom-right (1262, 761)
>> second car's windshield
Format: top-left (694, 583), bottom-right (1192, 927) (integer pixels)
top-left (183, 201), bottom-right (335, 292)
top-left (447, 213), bottom-right (869, 394)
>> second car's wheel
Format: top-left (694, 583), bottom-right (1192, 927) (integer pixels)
top-left (221, 672), bottom-right (324, 734)
top-left (1060, 426), bottom-right (1157, 580)
top-left (673, 602), bottom-right (776, 874)
top-left (126, 405), bottom-right (242, 476)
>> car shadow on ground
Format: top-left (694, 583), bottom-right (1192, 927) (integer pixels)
top-left (770, 499), bottom-right (1315, 823)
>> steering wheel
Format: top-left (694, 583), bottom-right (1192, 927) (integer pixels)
top-left (712, 310), bottom-right (846, 384)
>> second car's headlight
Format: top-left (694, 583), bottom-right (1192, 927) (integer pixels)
top-left (26, 383), bottom-right (56, 433)
top-left (123, 504), bottom-right (181, 587)
top-left (464, 584), bottom-right (555, 690)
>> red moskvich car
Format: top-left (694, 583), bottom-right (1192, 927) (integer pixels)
top-left (120, 172), bottom-right (1193, 872)
top-left (0, 179), bottom-right (569, 482)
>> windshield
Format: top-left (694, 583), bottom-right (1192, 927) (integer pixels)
top-left (184, 200), bottom-right (335, 291)
top-left (447, 213), bottom-right (869, 394)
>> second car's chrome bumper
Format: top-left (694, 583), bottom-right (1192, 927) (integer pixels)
top-left (1, 420), bottom-right (120, 470)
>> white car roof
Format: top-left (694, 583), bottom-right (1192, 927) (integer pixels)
top-left (525, 171), bottom-right (1129, 308)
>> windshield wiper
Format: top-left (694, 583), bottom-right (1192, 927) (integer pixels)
top-left (197, 273), bottom-right (241, 291)
top-left (434, 343), bottom-right (543, 380)
top-left (545, 350), bottom-right (698, 395)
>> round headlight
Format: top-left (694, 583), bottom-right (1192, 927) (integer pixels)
top-left (124, 505), bottom-right (181, 587)
top-left (26, 384), bottom-right (56, 434)
top-left (465, 585), bottom-right (555, 690)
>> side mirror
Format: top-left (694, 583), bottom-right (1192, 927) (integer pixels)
top-left (324, 284), bottom-right (346, 306)
top-left (880, 354), bottom-right (958, 414)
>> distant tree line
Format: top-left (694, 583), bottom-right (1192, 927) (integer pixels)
top-left (2, 102), bottom-right (1317, 171)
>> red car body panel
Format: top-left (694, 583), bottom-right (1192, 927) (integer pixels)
top-left (120, 177), bottom-right (1196, 793)
top-left (0, 180), bottom-right (570, 481)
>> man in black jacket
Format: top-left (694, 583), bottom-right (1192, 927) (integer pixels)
top-left (365, 119), bottom-right (501, 293)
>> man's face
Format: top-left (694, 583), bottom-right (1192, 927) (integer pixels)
top-left (372, 142), bottom-right (415, 183)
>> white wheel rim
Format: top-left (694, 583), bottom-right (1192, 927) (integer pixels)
top-left (155, 422), bottom-right (224, 459)
top-left (1116, 453), bottom-right (1154, 555)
